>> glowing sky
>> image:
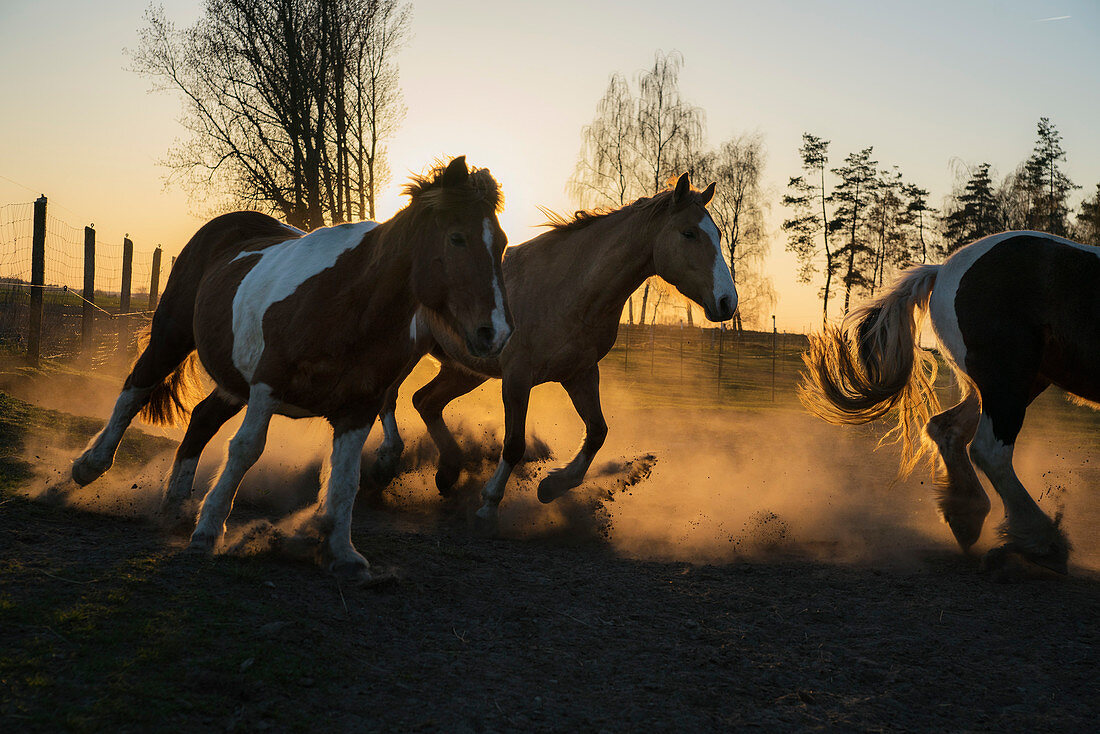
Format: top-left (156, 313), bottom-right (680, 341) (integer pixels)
top-left (1, 0), bottom-right (1097, 331)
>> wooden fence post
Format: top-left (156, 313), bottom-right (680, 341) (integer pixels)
top-left (27, 195), bottom-right (46, 366)
top-left (679, 321), bottom-right (684, 382)
top-left (623, 324), bottom-right (629, 369)
top-left (148, 246), bottom-right (162, 310)
top-left (649, 323), bottom-right (655, 376)
top-left (82, 225), bottom-right (95, 353)
top-left (118, 236), bottom-right (133, 358)
top-left (771, 315), bottom-right (777, 402)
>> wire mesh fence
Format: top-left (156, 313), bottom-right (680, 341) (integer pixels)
top-left (0, 197), bottom-right (162, 366)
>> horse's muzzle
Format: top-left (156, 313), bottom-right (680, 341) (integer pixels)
top-left (466, 323), bottom-right (511, 358)
top-left (706, 294), bottom-right (738, 323)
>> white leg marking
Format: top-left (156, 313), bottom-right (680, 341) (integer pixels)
top-left (319, 425), bottom-right (372, 568)
top-left (477, 459), bottom-right (514, 519)
top-left (483, 217), bottom-right (511, 351)
top-left (969, 414), bottom-right (1052, 550)
top-left (190, 384), bottom-right (277, 547)
top-left (74, 385), bottom-right (151, 482)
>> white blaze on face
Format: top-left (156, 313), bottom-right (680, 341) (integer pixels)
top-left (483, 217), bottom-right (511, 349)
top-left (700, 212), bottom-right (738, 312)
top-left (231, 220), bottom-right (378, 381)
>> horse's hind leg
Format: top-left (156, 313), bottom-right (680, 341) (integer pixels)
top-left (188, 384), bottom-right (275, 553)
top-left (925, 391), bottom-right (988, 550)
top-left (411, 361), bottom-right (488, 495)
top-left (371, 357), bottom-right (419, 486)
top-left (537, 365), bottom-right (607, 503)
top-left (968, 380), bottom-right (1068, 573)
top-left (72, 323), bottom-right (195, 486)
top-left (161, 389), bottom-right (243, 517)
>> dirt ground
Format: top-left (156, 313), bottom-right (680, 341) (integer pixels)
top-left (2, 361), bottom-right (1099, 732)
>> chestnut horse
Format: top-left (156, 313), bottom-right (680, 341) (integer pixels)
top-left (72, 157), bottom-right (512, 583)
top-left (802, 231), bottom-right (1100, 573)
top-left (376, 173), bottom-right (738, 524)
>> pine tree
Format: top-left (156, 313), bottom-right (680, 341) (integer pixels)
top-left (866, 166), bottom-right (904, 295)
top-left (942, 163), bottom-right (1001, 254)
top-left (901, 183), bottom-right (936, 263)
top-left (830, 147), bottom-right (878, 314)
top-left (1024, 117), bottom-right (1079, 236)
top-left (782, 133), bottom-right (835, 325)
top-left (1077, 183), bottom-right (1100, 244)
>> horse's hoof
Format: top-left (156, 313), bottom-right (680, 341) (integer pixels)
top-left (982, 543), bottom-right (1068, 581)
top-left (435, 463), bottom-right (460, 496)
top-left (185, 532), bottom-right (217, 556)
top-left (71, 456), bottom-right (109, 487)
top-left (537, 470), bottom-right (581, 504)
top-left (330, 559), bottom-right (373, 586)
top-left (944, 513), bottom-right (984, 552)
top-left (370, 461), bottom-right (398, 487)
top-left (157, 497), bottom-right (193, 534)
top-left (472, 505), bottom-right (500, 536)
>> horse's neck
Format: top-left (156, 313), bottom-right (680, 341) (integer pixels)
top-left (575, 213), bottom-right (656, 320)
top-left (344, 222), bottom-right (417, 315)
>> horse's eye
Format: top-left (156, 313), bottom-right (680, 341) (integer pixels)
top-left (449, 233), bottom-right (467, 247)
top-left (681, 230), bottom-right (696, 239)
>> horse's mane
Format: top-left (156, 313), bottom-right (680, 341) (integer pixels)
top-left (402, 160), bottom-right (504, 215)
top-left (540, 189), bottom-right (689, 234)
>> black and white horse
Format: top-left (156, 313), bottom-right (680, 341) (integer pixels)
top-left (802, 231), bottom-right (1099, 573)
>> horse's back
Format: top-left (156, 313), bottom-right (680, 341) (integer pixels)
top-left (938, 231), bottom-right (1100, 400)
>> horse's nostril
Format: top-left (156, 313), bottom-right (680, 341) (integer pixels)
top-left (719, 295), bottom-right (736, 318)
top-left (476, 325), bottom-right (495, 348)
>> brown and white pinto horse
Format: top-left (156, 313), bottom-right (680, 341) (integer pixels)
top-left (71, 157), bottom-right (512, 583)
top-left (802, 231), bottom-right (1100, 573)
top-left (375, 173), bottom-right (738, 525)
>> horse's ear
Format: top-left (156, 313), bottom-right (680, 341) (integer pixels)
top-left (671, 173), bottom-right (691, 207)
top-left (700, 182), bottom-right (716, 207)
top-left (441, 156), bottom-right (469, 187)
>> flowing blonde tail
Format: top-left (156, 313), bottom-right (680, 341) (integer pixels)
top-left (134, 327), bottom-right (205, 427)
top-left (800, 264), bottom-right (941, 476)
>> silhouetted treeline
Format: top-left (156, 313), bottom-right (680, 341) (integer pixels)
top-left (782, 117), bottom-right (1097, 323)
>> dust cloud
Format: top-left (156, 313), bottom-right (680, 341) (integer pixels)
top-left (9, 355), bottom-right (1100, 572)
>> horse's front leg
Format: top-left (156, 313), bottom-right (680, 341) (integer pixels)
top-left (189, 384), bottom-right (276, 553)
top-left (319, 414), bottom-right (376, 584)
top-left (476, 374), bottom-right (531, 525)
top-left (537, 365), bottom-right (607, 503)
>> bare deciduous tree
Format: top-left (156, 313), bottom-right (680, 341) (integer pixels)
top-left (699, 133), bottom-right (774, 330)
top-left (570, 50), bottom-right (707, 325)
top-left (131, 0), bottom-right (409, 230)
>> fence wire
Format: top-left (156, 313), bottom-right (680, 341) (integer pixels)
top-left (0, 199), bottom-right (162, 363)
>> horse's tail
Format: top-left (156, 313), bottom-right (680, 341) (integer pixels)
top-left (800, 264), bottom-right (941, 476)
top-left (135, 328), bottom-right (206, 427)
